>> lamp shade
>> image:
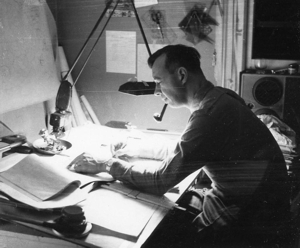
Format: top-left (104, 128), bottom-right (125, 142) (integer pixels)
top-left (119, 81), bottom-right (156, 96)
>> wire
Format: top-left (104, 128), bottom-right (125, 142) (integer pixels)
top-left (62, 0), bottom-right (114, 84)
top-left (73, 0), bottom-right (121, 86)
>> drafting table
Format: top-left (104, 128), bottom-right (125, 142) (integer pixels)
top-left (0, 124), bottom-right (200, 248)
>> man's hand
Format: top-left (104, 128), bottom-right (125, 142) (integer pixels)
top-left (112, 138), bottom-right (142, 158)
top-left (110, 139), bottom-right (127, 156)
top-left (69, 152), bottom-right (109, 174)
top-left (113, 136), bottom-right (173, 160)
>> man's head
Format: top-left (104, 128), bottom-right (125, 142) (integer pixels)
top-left (148, 44), bottom-right (201, 74)
top-left (148, 45), bottom-right (203, 108)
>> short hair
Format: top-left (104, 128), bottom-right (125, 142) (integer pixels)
top-left (147, 44), bottom-right (201, 73)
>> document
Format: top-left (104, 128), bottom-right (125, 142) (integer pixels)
top-left (106, 31), bottom-right (136, 74)
top-left (83, 188), bottom-right (157, 238)
top-left (135, 0), bottom-right (158, 8)
top-left (0, 182), bottom-right (88, 210)
top-left (0, 154), bottom-right (114, 209)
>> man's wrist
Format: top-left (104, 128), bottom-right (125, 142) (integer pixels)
top-left (105, 158), bottom-right (114, 173)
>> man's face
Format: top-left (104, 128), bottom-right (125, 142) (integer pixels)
top-left (152, 54), bottom-right (185, 108)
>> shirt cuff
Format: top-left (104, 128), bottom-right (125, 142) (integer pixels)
top-left (105, 158), bottom-right (114, 173)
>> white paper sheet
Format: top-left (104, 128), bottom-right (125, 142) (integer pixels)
top-left (83, 188), bottom-right (156, 238)
top-left (0, 182), bottom-right (87, 209)
top-left (135, 0), bottom-right (158, 8)
top-left (137, 44), bottom-right (166, 81)
top-left (106, 31), bottom-right (136, 74)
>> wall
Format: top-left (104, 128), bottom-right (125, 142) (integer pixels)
top-left (0, 0), bottom-right (60, 142)
top-left (245, 0), bottom-right (300, 70)
top-left (0, 102), bottom-right (51, 142)
top-left (53, 0), bottom-right (219, 133)
top-left (3, 0), bottom-right (298, 140)
top-left (0, 0), bottom-right (60, 115)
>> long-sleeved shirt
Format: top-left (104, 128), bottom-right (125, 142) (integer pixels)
top-left (110, 84), bottom-right (290, 216)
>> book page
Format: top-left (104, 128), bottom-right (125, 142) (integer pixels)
top-left (0, 154), bottom-right (80, 201)
top-left (82, 188), bottom-right (157, 238)
top-left (0, 154), bottom-right (114, 201)
top-left (0, 182), bottom-right (87, 209)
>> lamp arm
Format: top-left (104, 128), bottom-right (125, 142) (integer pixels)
top-left (129, 0), bottom-right (152, 56)
top-left (73, 0), bottom-right (121, 86)
top-left (63, 0), bottom-right (114, 83)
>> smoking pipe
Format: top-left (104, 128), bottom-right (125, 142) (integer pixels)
top-left (153, 104), bottom-right (167, 122)
top-left (0, 206), bottom-right (92, 238)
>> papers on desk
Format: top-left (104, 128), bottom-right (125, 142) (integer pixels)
top-left (88, 170), bottom-right (201, 239)
top-left (0, 182), bottom-right (88, 210)
top-left (82, 188), bottom-right (158, 239)
top-left (0, 153), bottom-right (114, 210)
top-left (0, 125), bottom-right (202, 247)
top-left (102, 181), bottom-right (176, 209)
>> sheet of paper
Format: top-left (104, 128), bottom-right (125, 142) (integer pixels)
top-left (102, 176), bottom-right (176, 209)
top-left (106, 31), bottom-right (136, 74)
top-left (135, 0), bottom-right (158, 8)
top-left (137, 44), bottom-right (166, 81)
top-left (106, 0), bottom-right (157, 10)
top-left (0, 153), bottom-right (113, 202)
top-left (0, 182), bottom-right (87, 210)
top-left (0, 153), bottom-right (28, 173)
top-left (0, 154), bottom-right (80, 201)
top-left (83, 188), bottom-right (156, 238)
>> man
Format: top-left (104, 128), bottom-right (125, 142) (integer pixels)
top-left (71, 45), bottom-right (290, 247)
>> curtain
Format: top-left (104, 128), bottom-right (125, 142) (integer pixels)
top-left (214, 0), bottom-right (248, 92)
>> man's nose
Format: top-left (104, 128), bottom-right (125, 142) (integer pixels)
top-left (154, 84), bottom-right (161, 96)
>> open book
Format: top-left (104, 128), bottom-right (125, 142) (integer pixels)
top-left (0, 153), bottom-right (114, 209)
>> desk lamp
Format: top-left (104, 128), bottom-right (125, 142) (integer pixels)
top-left (50, 0), bottom-right (167, 138)
top-left (50, 0), bottom-right (116, 138)
top-left (115, 1), bottom-right (169, 122)
top-left (118, 81), bottom-right (167, 123)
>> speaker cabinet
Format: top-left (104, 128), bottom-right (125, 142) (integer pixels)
top-left (240, 73), bottom-right (300, 135)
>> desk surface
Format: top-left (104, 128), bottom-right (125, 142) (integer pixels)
top-left (0, 124), bottom-right (198, 248)
top-left (0, 199), bottom-right (169, 248)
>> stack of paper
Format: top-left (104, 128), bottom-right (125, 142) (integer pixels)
top-left (0, 153), bottom-right (114, 210)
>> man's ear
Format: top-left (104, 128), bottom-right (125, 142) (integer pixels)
top-left (177, 67), bottom-right (188, 85)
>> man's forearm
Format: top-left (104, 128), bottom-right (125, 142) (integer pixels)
top-left (108, 157), bottom-right (171, 195)
top-left (126, 136), bottom-right (176, 160)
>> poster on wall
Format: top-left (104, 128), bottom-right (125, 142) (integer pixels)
top-left (135, 0), bottom-right (158, 8)
top-left (106, 31), bottom-right (136, 74)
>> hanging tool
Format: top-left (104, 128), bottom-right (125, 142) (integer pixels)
top-left (151, 10), bottom-right (164, 40)
top-left (207, 0), bottom-right (223, 17)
